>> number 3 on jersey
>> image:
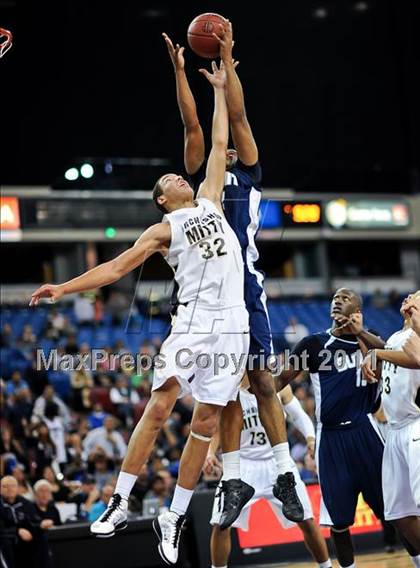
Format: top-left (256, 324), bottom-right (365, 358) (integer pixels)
top-left (199, 238), bottom-right (227, 260)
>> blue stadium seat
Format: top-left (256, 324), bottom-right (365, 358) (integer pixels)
top-left (47, 370), bottom-right (71, 399)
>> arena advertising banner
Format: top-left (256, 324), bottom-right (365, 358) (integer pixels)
top-left (325, 198), bottom-right (410, 229)
top-left (237, 484), bottom-right (381, 549)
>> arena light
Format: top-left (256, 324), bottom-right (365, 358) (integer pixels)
top-left (105, 227), bottom-right (117, 239)
top-left (64, 167), bottom-right (79, 181)
top-left (80, 163), bottom-right (94, 179)
top-left (313, 6), bottom-right (328, 19)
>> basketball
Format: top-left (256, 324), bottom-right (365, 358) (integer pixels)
top-left (187, 13), bottom-right (226, 59)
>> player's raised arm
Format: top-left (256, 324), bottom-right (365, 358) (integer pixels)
top-left (30, 223), bottom-right (171, 306)
top-left (197, 62), bottom-right (228, 209)
top-left (215, 21), bottom-right (258, 166)
top-left (162, 33), bottom-right (205, 176)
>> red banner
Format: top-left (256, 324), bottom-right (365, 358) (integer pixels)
top-left (237, 484), bottom-right (382, 548)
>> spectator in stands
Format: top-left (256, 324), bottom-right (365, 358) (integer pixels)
top-left (88, 402), bottom-right (107, 429)
top-left (143, 473), bottom-right (171, 510)
top-left (64, 334), bottom-right (79, 356)
top-left (26, 356), bottom-right (49, 398)
top-left (0, 422), bottom-right (27, 474)
top-left (7, 387), bottom-right (33, 439)
top-left (32, 385), bottom-right (71, 427)
top-left (0, 475), bottom-right (48, 568)
top-left (110, 374), bottom-right (140, 426)
top-left (33, 480), bottom-right (61, 527)
top-left (299, 451), bottom-right (318, 484)
top-left (42, 466), bottom-right (71, 503)
top-left (74, 293), bottom-right (95, 326)
top-left (12, 463), bottom-right (34, 501)
top-left (107, 291), bottom-right (129, 325)
top-left (0, 322), bottom-right (13, 347)
top-left (90, 451), bottom-right (115, 489)
top-left (283, 316), bottom-right (309, 349)
top-left (87, 484), bottom-right (114, 522)
top-left (29, 422), bottom-right (57, 477)
top-left (5, 370), bottom-right (29, 396)
top-left (70, 358), bottom-right (94, 412)
top-left (43, 402), bottom-right (67, 469)
top-left (82, 415), bottom-right (127, 463)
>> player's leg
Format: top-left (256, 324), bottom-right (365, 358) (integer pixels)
top-left (154, 401), bottom-right (222, 564)
top-left (330, 526), bottom-right (355, 568)
top-left (90, 377), bottom-right (181, 537)
top-left (210, 525), bottom-right (232, 568)
top-left (394, 517), bottom-right (420, 551)
top-left (369, 422), bottom-right (420, 555)
top-left (317, 429), bottom-right (358, 568)
top-left (298, 519), bottom-right (332, 568)
top-left (220, 299), bottom-right (303, 526)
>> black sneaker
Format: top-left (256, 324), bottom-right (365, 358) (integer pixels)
top-left (273, 471), bottom-right (304, 522)
top-left (219, 479), bottom-right (255, 530)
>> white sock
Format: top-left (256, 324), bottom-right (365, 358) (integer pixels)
top-left (221, 451), bottom-right (240, 481)
top-left (272, 442), bottom-right (291, 474)
top-left (339, 563), bottom-right (355, 568)
top-left (411, 555), bottom-right (420, 568)
top-left (170, 484), bottom-right (194, 516)
top-left (115, 471), bottom-right (137, 500)
top-left (211, 565), bottom-right (227, 568)
top-left (319, 561), bottom-right (332, 568)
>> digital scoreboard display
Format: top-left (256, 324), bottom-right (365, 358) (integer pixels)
top-left (260, 200), bottom-right (322, 229)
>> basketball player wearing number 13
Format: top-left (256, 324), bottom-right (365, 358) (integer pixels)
top-left (363, 292), bottom-right (420, 562)
top-left (31, 63), bottom-right (249, 565)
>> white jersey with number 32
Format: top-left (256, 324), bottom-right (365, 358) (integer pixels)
top-left (164, 198), bottom-right (244, 309)
top-left (381, 328), bottom-right (420, 429)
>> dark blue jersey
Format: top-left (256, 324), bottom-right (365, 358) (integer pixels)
top-left (187, 160), bottom-right (263, 269)
top-left (291, 330), bottom-right (381, 428)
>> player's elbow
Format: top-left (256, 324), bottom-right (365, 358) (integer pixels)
top-left (211, 138), bottom-right (228, 153)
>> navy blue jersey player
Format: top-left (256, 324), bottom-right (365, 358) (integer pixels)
top-left (162, 22), bottom-right (303, 528)
top-left (278, 288), bottom-right (387, 568)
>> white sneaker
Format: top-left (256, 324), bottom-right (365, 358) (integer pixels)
top-left (153, 511), bottom-right (186, 565)
top-left (90, 493), bottom-right (128, 538)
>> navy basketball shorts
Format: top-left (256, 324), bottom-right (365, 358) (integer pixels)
top-left (317, 416), bottom-right (385, 527)
top-left (244, 271), bottom-right (273, 367)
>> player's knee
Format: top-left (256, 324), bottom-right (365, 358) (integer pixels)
top-left (147, 395), bottom-right (172, 426)
top-left (250, 370), bottom-right (276, 399)
top-left (298, 519), bottom-right (314, 535)
top-left (331, 524), bottom-right (350, 533)
top-left (192, 409), bottom-right (220, 438)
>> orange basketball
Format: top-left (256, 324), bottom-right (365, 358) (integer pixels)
top-left (187, 13), bottom-right (226, 59)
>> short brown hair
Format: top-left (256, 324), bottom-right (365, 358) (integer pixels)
top-left (152, 178), bottom-right (167, 213)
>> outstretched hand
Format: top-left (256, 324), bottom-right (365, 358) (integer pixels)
top-left (199, 60), bottom-right (226, 89)
top-left (29, 284), bottom-right (64, 307)
top-left (213, 19), bottom-right (233, 62)
top-left (162, 32), bottom-right (185, 71)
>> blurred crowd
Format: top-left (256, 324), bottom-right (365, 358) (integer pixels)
top-left (2, 293), bottom-right (373, 566)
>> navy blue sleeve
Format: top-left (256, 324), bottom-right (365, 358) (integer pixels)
top-left (186, 162), bottom-right (206, 195)
top-left (290, 335), bottom-right (322, 374)
top-left (236, 160), bottom-right (262, 185)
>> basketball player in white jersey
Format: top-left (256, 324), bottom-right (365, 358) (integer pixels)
top-left (30, 62), bottom-right (249, 565)
top-left (207, 379), bottom-right (332, 568)
top-left (363, 292), bottom-right (420, 564)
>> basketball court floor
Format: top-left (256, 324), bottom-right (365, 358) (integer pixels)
top-left (247, 551), bottom-right (411, 568)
